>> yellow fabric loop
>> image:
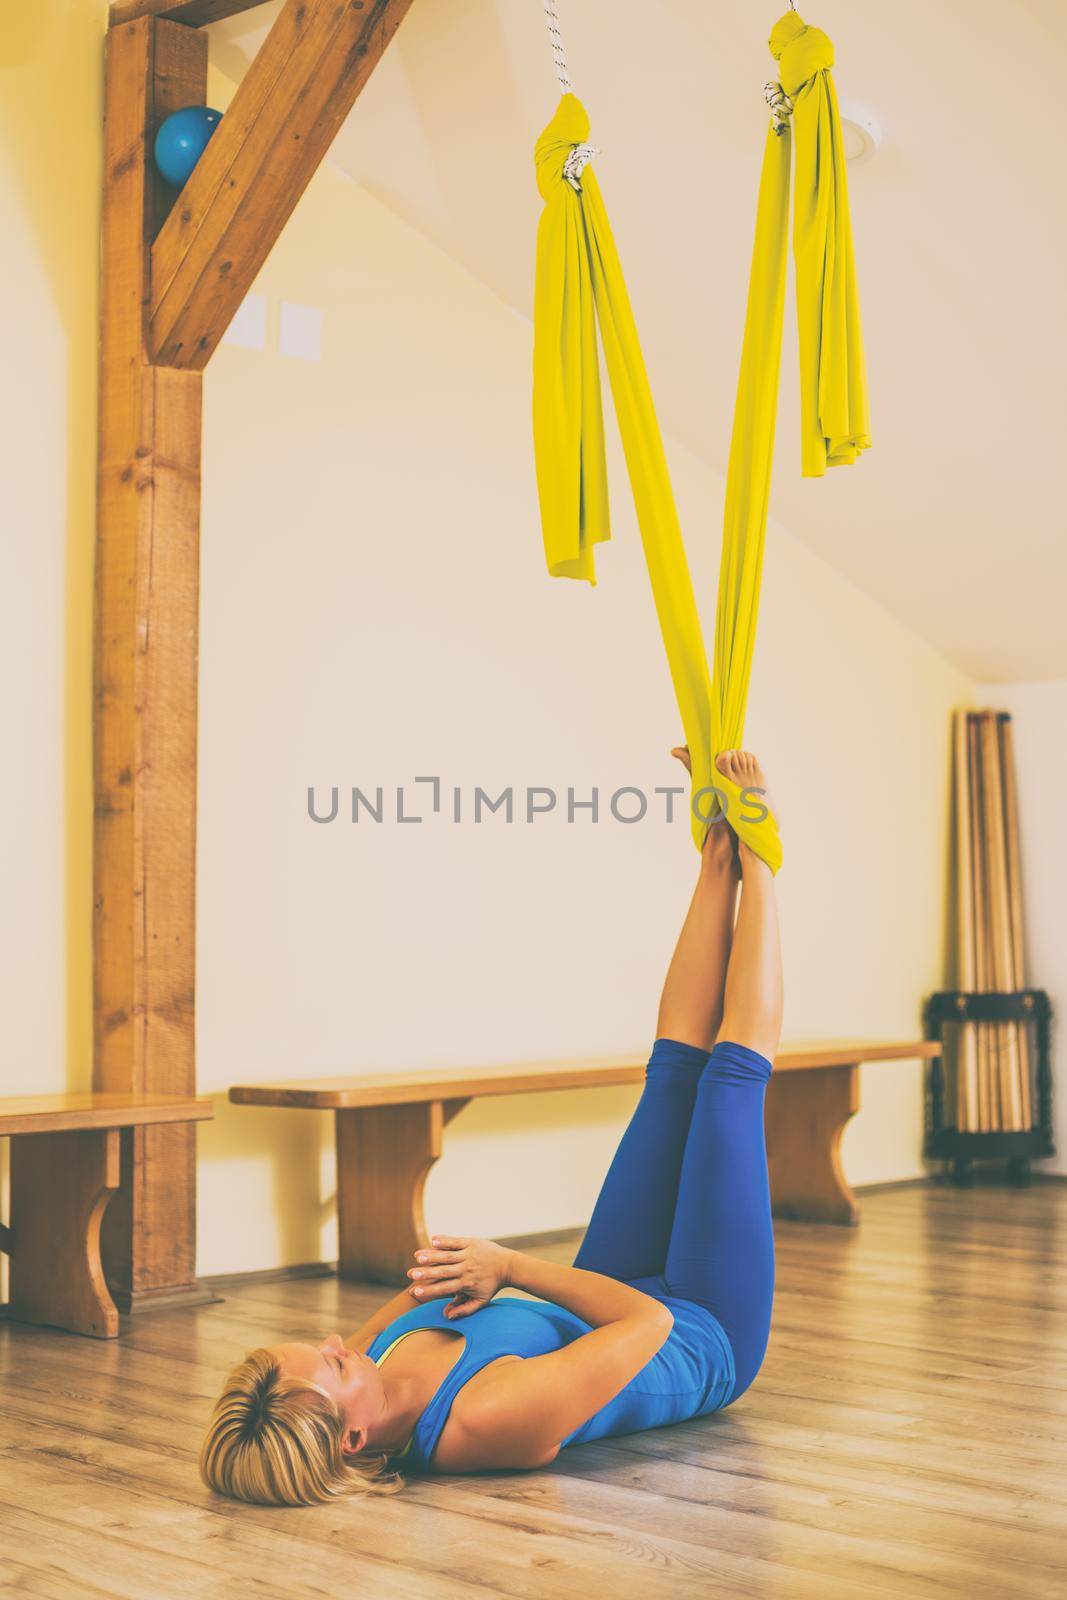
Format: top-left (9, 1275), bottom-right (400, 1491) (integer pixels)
top-left (777, 13), bottom-right (870, 474)
top-left (534, 93), bottom-right (591, 197)
top-left (532, 12), bottom-right (869, 874)
top-left (768, 9), bottom-right (806, 58)
top-left (770, 13), bottom-right (834, 84)
top-left (533, 93), bottom-right (724, 854)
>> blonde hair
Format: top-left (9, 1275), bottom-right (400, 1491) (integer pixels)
top-left (200, 1348), bottom-right (405, 1506)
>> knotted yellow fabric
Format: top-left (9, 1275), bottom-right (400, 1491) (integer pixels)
top-left (771, 11), bottom-right (870, 474)
top-left (532, 13), bottom-right (869, 870)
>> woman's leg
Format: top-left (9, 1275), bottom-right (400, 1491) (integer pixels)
top-left (665, 753), bottom-right (784, 1400)
top-left (574, 812), bottom-right (740, 1282)
top-left (656, 817), bottom-right (740, 1051)
top-left (717, 836), bottom-right (783, 1063)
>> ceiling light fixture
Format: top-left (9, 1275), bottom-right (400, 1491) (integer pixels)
top-left (838, 100), bottom-right (883, 165)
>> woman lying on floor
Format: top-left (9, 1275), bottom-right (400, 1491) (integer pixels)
top-left (201, 749), bottom-right (783, 1506)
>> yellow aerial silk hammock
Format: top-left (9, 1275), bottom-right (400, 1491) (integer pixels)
top-left (532, 9), bottom-right (870, 870)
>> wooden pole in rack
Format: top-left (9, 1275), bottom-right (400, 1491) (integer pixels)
top-left (1000, 713), bottom-right (1032, 1128)
top-left (968, 714), bottom-right (993, 1130)
top-left (980, 711), bottom-right (1023, 1130)
top-left (953, 711), bottom-right (979, 1131)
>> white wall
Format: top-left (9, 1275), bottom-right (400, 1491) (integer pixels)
top-left (977, 682), bottom-right (1067, 1173)
top-left (0, 1), bottom-right (103, 1298)
top-left (195, 141), bottom-right (972, 1275)
top-left (0, 2), bottom-right (99, 1090)
top-left (0, 24), bottom-right (977, 1291)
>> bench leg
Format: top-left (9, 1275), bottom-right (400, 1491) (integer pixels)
top-left (7, 1129), bottom-right (122, 1337)
top-left (335, 1099), bottom-right (469, 1283)
top-left (765, 1063), bottom-right (860, 1225)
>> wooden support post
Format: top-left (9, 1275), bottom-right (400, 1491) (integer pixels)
top-left (95, 16), bottom-right (208, 1308)
top-left (335, 1098), bottom-right (470, 1283)
top-left (765, 1063), bottom-right (861, 1225)
top-left (95, 0), bottom-right (417, 1309)
top-left (8, 1131), bottom-right (122, 1338)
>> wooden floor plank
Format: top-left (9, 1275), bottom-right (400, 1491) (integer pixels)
top-left (0, 1182), bottom-right (1064, 1599)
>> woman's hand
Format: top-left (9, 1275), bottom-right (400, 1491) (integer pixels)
top-left (407, 1236), bottom-right (516, 1320)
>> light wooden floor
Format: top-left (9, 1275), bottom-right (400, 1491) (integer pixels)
top-left (1, 1181), bottom-right (1064, 1600)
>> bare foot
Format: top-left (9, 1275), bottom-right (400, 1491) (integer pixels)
top-left (714, 749), bottom-right (777, 863)
top-left (671, 745), bottom-right (736, 868)
top-left (715, 748), bottom-right (772, 804)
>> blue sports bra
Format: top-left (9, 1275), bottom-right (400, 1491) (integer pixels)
top-left (367, 1291), bottom-right (734, 1473)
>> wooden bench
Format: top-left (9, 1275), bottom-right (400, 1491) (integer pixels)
top-left (231, 1040), bottom-right (939, 1283)
top-left (0, 1093), bottom-right (213, 1338)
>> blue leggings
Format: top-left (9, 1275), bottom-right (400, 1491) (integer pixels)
top-left (573, 1037), bottom-right (775, 1402)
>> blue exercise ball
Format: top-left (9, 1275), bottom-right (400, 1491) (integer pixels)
top-left (154, 106), bottom-right (222, 187)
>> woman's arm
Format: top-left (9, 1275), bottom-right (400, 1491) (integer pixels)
top-left (406, 1235), bottom-right (667, 1329)
top-left (407, 1237), bottom-right (673, 1470)
top-left (345, 1283), bottom-right (422, 1352)
top-left (499, 1247), bottom-right (672, 1332)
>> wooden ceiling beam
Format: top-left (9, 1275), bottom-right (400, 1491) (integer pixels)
top-left (149, 0), bottom-right (414, 370)
top-left (110, 1), bottom-right (269, 26)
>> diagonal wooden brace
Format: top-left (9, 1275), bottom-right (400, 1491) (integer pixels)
top-left (149, 0), bottom-right (416, 369)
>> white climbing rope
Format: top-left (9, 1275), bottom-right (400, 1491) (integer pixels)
top-left (764, 80), bottom-right (794, 135)
top-left (765, 1), bottom-right (798, 133)
top-left (542, 1), bottom-right (573, 95)
top-left (542, 2), bottom-right (599, 188)
top-left (562, 141), bottom-right (598, 189)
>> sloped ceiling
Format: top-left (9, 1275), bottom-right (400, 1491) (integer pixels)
top-left (210, 1), bottom-right (1067, 682)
